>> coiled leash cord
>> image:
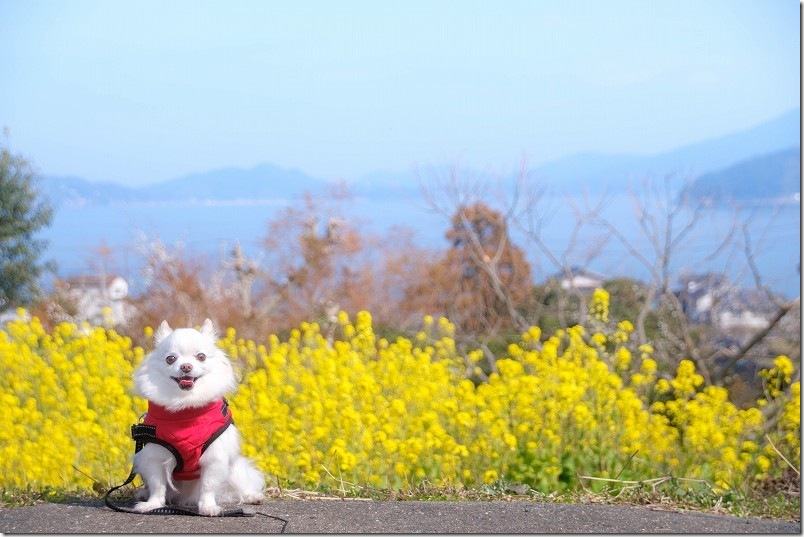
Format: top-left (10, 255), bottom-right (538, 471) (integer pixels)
top-left (103, 423), bottom-right (288, 533)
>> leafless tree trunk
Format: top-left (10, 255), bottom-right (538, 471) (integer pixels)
top-left (588, 175), bottom-right (799, 386)
top-left (711, 208), bottom-right (800, 380)
top-left (417, 160), bottom-right (536, 372)
top-left (419, 158), bottom-right (610, 336)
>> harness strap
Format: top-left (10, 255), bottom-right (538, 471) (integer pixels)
top-left (131, 423), bottom-right (186, 474)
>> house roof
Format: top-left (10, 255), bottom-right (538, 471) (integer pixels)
top-left (63, 274), bottom-right (126, 289)
top-left (550, 265), bottom-right (607, 281)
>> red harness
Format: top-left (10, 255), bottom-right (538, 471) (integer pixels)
top-left (138, 399), bottom-right (234, 480)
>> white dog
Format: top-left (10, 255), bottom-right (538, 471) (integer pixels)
top-left (132, 319), bottom-right (265, 516)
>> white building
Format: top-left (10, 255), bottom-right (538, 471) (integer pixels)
top-left (63, 274), bottom-right (133, 326)
top-left (557, 266), bottom-right (606, 291)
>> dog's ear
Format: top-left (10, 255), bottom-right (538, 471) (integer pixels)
top-left (154, 320), bottom-right (173, 344)
top-left (200, 318), bottom-right (216, 338)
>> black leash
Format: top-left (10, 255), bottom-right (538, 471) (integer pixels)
top-left (103, 421), bottom-right (288, 532)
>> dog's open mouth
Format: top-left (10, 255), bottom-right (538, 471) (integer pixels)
top-left (171, 375), bottom-right (200, 391)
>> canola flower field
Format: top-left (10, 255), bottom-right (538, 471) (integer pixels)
top-left (0, 290), bottom-right (799, 499)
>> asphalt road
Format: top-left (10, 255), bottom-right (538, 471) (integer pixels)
top-left (0, 499), bottom-right (800, 534)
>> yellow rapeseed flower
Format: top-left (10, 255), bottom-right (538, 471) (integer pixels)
top-left (1, 306), bottom-right (796, 497)
top-left (589, 288), bottom-right (610, 323)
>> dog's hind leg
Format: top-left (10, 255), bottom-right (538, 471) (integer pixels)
top-left (230, 456), bottom-right (266, 504)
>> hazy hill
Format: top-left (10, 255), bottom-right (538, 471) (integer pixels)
top-left (682, 146), bottom-right (801, 204)
top-left (42, 163), bottom-right (328, 207)
top-left (42, 175), bottom-right (148, 206)
top-left (39, 108), bottom-right (800, 206)
top-left (146, 163), bottom-right (327, 201)
top-left (532, 108), bottom-right (800, 193)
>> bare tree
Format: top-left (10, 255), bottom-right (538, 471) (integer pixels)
top-left (414, 162), bottom-right (543, 376)
top-left (261, 189), bottom-right (362, 329)
top-left (416, 158), bottom-right (617, 335)
top-left (587, 174), bottom-right (799, 387)
top-left (512, 178), bottom-right (613, 329)
top-left (225, 242), bottom-right (264, 318)
top-left (124, 237), bottom-right (214, 346)
top-left (419, 161), bottom-right (798, 395)
top-left (257, 183), bottom-right (432, 335)
top-left (709, 207), bottom-right (800, 381)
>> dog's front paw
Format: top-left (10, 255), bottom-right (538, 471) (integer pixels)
top-left (198, 500), bottom-right (223, 516)
top-left (134, 499), bottom-right (165, 513)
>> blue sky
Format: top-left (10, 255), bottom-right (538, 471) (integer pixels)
top-left (0, 0), bottom-right (799, 186)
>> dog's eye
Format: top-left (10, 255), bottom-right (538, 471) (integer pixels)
top-left (166, 354), bottom-right (177, 364)
top-left (196, 353), bottom-right (206, 362)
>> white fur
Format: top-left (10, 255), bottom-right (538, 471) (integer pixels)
top-left (132, 319), bottom-right (265, 515)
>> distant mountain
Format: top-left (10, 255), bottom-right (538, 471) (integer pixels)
top-left (146, 163), bottom-right (327, 201)
top-left (39, 107), bottom-right (800, 206)
top-left (41, 175), bottom-right (148, 206)
top-left (531, 108), bottom-right (800, 193)
top-left (682, 146), bottom-right (800, 204)
top-left (41, 163), bottom-right (329, 207)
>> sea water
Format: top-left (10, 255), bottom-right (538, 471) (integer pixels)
top-left (39, 193), bottom-right (800, 299)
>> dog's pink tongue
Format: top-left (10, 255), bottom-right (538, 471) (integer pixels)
top-left (179, 377), bottom-right (195, 389)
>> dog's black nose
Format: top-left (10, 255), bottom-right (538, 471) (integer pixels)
top-left (180, 363), bottom-right (193, 373)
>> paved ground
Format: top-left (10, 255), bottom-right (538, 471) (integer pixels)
top-left (0, 499), bottom-right (800, 534)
